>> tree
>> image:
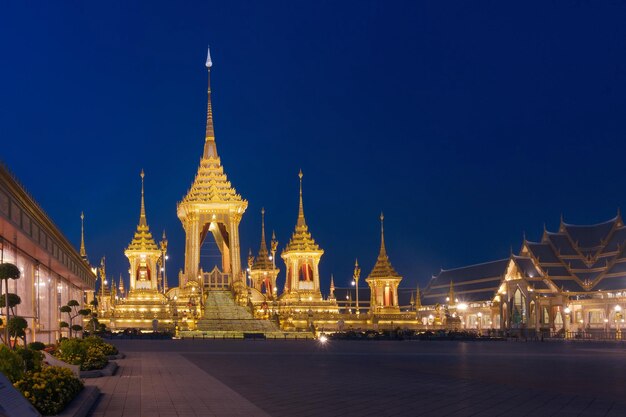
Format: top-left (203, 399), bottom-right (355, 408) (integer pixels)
top-left (60, 300), bottom-right (90, 338)
top-left (0, 263), bottom-right (21, 348)
top-left (0, 293), bottom-right (21, 316)
top-left (7, 317), bottom-right (27, 347)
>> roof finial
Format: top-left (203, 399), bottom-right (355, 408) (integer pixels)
top-left (205, 46), bottom-right (213, 68)
top-left (203, 46), bottom-right (217, 157)
top-left (139, 169), bottom-right (147, 227)
top-left (379, 211), bottom-right (387, 255)
top-left (297, 170), bottom-right (306, 226)
top-left (80, 211), bottom-right (87, 261)
top-left (261, 207), bottom-right (266, 241)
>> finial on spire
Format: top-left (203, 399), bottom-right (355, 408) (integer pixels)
top-left (80, 211), bottom-right (87, 260)
top-left (297, 170), bottom-right (306, 226)
top-left (203, 46), bottom-right (216, 154)
top-left (261, 207), bottom-right (266, 240)
top-left (206, 46), bottom-right (213, 68)
top-left (139, 169), bottom-right (147, 227)
top-left (379, 211), bottom-right (386, 255)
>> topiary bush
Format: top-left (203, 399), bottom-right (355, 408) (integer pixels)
top-left (15, 347), bottom-right (43, 372)
top-left (27, 341), bottom-right (45, 351)
top-left (0, 344), bottom-right (24, 382)
top-left (14, 366), bottom-right (83, 415)
top-left (55, 338), bottom-right (107, 371)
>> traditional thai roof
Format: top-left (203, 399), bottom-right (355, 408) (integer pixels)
top-left (423, 259), bottom-right (509, 304)
top-left (283, 171), bottom-right (322, 253)
top-left (251, 208), bottom-right (273, 270)
top-left (127, 170), bottom-right (159, 252)
top-left (366, 213), bottom-right (402, 282)
top-left (178, 48), bottom-right (247, 210)
top-left (523, 213), bottom-right (626, 292)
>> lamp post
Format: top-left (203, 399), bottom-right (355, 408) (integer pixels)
top-left (615, 304), bottom-right (622, 340)
top-left (352, 259), bottom-right (361, 316)
top-left (477, 312), bottom-right (483, 336)
top-left (564, 306), bottom-right (571, 338)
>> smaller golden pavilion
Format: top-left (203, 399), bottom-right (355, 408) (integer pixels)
top-left (279, 171), bottom-right (338, 315)
top-left (366, 213), bottom-right (403, 315)
top-left (105, 171), bottom-right (171, 330)
top-left (248, 208), bottom-right (279, 300)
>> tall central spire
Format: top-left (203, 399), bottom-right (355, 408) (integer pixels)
top-left (203, 46), bottom-right (218, 159)
top-left (297, 169), bottom-right (306, 227)
top-left (139, 169), bottom-right (147, 227)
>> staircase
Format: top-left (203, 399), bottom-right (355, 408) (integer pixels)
top-left (195, 290), bottom-right (280, 335)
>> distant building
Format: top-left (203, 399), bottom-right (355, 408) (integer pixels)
top-left (0, 163), bottom-right (96, 343)
top-left (423, 213), bottom-right (626, 335)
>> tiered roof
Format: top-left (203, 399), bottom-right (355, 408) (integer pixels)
top-left (178, 48), bottom-right (246, 211)
top-left (127, 170), bottom-right (158, 252)
top-left (251, 208), bottom-right (273, 270)
top-left (522, 213), bottom-right (626, 292)
top-left (284, 171), bottom-right (322, 253)
top-left (423, 259), bottom-right (509, 305)
top-left (366, 213), bottom-right (402, 281)
top-left (423, 211), bottom-right (626, 304)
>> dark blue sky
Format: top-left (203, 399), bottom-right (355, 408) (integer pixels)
top-left (2, 1), bottom-right (626, 292)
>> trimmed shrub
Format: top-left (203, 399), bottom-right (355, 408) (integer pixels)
top-left (15, 347), bottom-right (43, 372)
top-left (55, 338), bottom-right (107, 371)
top-left (0, 344), bottom-right (24, 383)
top-left (27, 341), bottom-right (45, 351)
top-left (14, 366), bottom-right (83, 415)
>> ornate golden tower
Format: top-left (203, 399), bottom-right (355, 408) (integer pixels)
top-left (249, 208), bottom-right (279, 299)
top-left (280, 171), bottom-right (324, 302)
top-left (79, 211), bottom-right (88, 264)
top-left (125, 170), bottom-right (161, 291)
top-left (366, 213), bottom-right (403, 314)
top-left (177, 47), bottom-right (248, 289)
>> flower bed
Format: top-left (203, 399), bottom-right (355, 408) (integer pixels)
top-left (54, 337), bottom-right (113, 371)
top-left (14, 366), bottom-right (83, 415)
top-left (0, 345), bottom-right (84, 415)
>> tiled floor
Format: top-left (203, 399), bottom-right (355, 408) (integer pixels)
top-left (88, 339), bottom-right (626, 417)
top-left (87, 352), bottom-right (269, 417)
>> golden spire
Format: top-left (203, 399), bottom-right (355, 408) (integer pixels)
top-left (252, 208), bottom-right (272, 270)
top-left (80, 211), bottom-right (87, 261)
top-left (379, 212), bottom-right (387, 256)
top-left (140, 169), bottom-right (147, 227)
top-left (329, 274), bottom-right (335, 297)
top-left (366, 213), bottom-right (401, 280)
top-left (297, 169), bottom-right (306, 227)
top-left (203, 46), bottom-right (218, 159)
top-left (261, 207), bottom-right (266, 245)
top-left (284, 170), bottom-right (321, 253)
top-left (127, 170), bottom-right (158, 252)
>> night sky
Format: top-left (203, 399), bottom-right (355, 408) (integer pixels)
top-left (2, 2), bottom-right (626, 293)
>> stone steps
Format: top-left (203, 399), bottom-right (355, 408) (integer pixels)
top-left (196, 290), bottom-right (279, 333)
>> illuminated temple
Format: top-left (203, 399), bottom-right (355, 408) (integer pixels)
top-left (90, 48), bottom-right (626, 338)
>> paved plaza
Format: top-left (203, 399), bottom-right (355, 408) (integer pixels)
top-left (87, 339), bottom-right (626, 417)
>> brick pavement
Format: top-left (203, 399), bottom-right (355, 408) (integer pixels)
top-left (88, 340), bottom-right (626, 417)
top-left (86, 351), bottom-right (269, 417)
